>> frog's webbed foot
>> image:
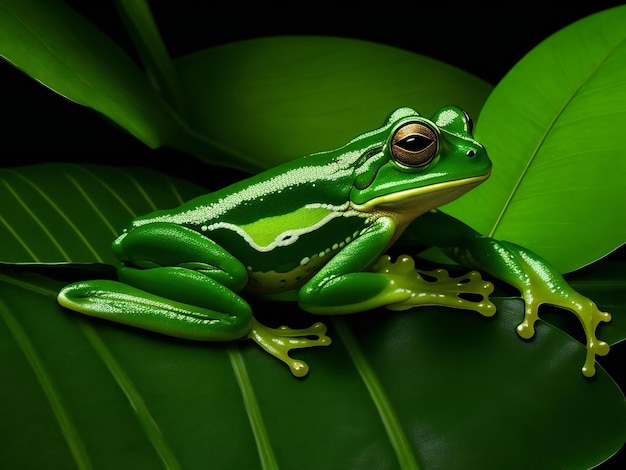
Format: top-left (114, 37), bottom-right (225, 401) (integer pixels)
top-left (516, 288), bottom-right (611, 377)
top-left (493, 242), bottom-right (612, 377)
top-left (371, 255), bottom-right (495, 317)
top-left (246, 317), bottom-right (331, 377)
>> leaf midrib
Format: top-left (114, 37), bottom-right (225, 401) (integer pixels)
top-left (333, 317), bottom-right (420, 470)
top-left (229, 347), bottom-right (279, 470)
top-left (488, 42), bottom-right (616, 238)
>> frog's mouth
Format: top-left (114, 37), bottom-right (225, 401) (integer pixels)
top-left (354, 170), bottom-right (491, 221)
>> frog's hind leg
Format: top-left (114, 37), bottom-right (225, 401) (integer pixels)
top-left (58, 222), bottom-right (332, 375)
top-left (113, 222), bottom-right (249, 292)
top-left (58, 275), bottom-right (252, 341)
top-left (58, 222), bottom-right (253, 341)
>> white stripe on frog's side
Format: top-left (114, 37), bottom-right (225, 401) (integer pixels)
top-left (200, 202), bottom-right (370, 253)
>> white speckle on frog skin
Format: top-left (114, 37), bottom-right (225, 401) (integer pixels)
top-left (133, 156), bottom-right (364, 227)
top-left (199, 203), bottom-right (366, 253)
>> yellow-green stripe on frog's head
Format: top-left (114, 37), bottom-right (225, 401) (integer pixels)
top-left (349, 105), bottom-right (491, 220)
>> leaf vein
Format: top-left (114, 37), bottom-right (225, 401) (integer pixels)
top-left (65, 173), bottom-right (118, 237)
top-left (77, 166), bottom-right (138, 220)
top-left (0, 297), bottom-right (93, 470)
top-left (1, 175), bottom-right (71, 261)
top-left (165, 176), bottom-right (185, 205)
top-left (9, 170), bottom-right (104, 263)
top-left (228, 346), bottom-right (279, 470)
top-left (488, 42), bottom-right (618, 237)
top-left (123, 171), bottom-right (158, 212)
top-left (0, 211), bottom-right (41, 262)
top-left (333, 318), bottom-right (420, 470)
top-left (79, 323), bottom-right (182, 470)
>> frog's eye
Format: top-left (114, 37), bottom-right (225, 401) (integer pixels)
top-left (391, 122), bottom-right (438, 168)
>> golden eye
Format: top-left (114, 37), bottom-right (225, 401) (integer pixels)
top-left (391, 122), bottom-right (438, 167)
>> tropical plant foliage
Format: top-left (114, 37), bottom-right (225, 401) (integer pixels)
top-left (0, 1), bottom-right (624, 468)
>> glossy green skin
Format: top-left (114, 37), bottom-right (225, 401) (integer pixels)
top-left (123, 106), bottom-right (488, 299)
top-left (58, 105), bottom-right (610, 377)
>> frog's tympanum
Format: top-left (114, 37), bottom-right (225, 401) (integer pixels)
top-left (58, 106), bottom-right (610, 377)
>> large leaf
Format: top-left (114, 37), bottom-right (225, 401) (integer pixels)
top-left (442, 6), bottom-right (626, 274)
top-left (1, 270), bottom-right (625, 469)
top-left (0, 0), bottom-right (493, 174)
top-left (0, 0), bottom-right (250, 172)
top-left (114, 0), bottom-right (187, 117)
top-left (0, 164), bottom-right (205, 264)
top-left (0, 164), bottom-right (624, 468)
top-left (173, 35), bottom-right (493, 170)
top-left (0, 0), bottom-right (175, 149)
top-left (1, 4), bottom-right (624, 468)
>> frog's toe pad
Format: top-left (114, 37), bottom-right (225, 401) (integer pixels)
top-left (516, 319), bottom-right (536, 339)
top-left (247, 318), bottom-right (332, 377)
top-left (373, 255), bottom-right (495, 317)
top-left (580, 338), bottom-right (610, 377)
top-left (516, 296), bottom-right (612, 377)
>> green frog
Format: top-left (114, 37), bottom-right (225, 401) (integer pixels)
top-left (58, 106), bottom-right (610, 377)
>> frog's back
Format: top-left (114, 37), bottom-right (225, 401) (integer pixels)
top-left (130, 147), bottom-right (363, 230)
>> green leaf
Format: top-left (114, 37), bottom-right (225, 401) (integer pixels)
top-left (0, 164), bottom-right (205, 264)
top-left (114, 0), bottom-right (187, 117)
top-left (442, 6), bottom-right (626, 274)
top-left (1, 270), bottom-right (624, 469)
top-left (1, 5), bottom-right (624, 468)
top-left (0, 2), bottom-right (493, 174)
top-left (174, 35), bottom-right (493, 171)
top-left (0, 0), bottom-right (177, 149)
top-left (0, 0), bottom-right (257, 172)
top-left (1, 164), bottom-right (623, 468)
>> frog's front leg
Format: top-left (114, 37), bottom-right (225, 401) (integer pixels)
top-left (298, 217), bottom-right (473, 315)
top-left (58, 222), bottom-right (253, 341)
top-left (297, 217), bottom-right (492, 315)
top-left (298, 217), bottom-right (402, 313)
top-left (409, 210), bottom-right (611, 377)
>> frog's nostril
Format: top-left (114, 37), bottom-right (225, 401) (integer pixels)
top-left (466, 149), bottom-right (476, 158)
